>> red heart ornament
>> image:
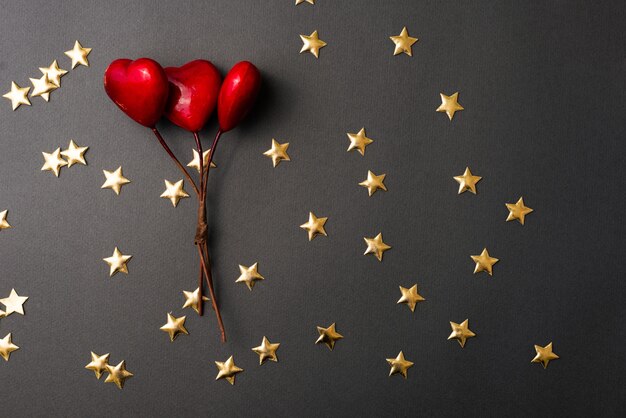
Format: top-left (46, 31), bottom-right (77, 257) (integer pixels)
top-left (164, 60), bottom-right (222, 132)
top-left (104, 58), bottom-right (169, 128)
top-left (218, 61), bottom-right (261, 132)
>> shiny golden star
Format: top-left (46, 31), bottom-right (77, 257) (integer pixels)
top-left (454, 167), bottom-right (482, 194)
top-left (182, 287), bottom-right (209, 314)
top-left (263, 139), bottom-right (290, 167)
top-left (64, 40), bottom-right (91, 69)
top-left (160, 313), bottom-right (189, 342)
top-left (364, 233), bottom-right (391, 261)
top-left (236, 263), bottom-right (265, 290)
top-left (3, 82), bottom-right (30, 110)
top-left (41, 148), bottom-right (68, 177)
top-left (315, 323), bottom-right (343, 350)
top-left (0, 289), bottom-right (28, 316)
top-left (448, 319), bottom-right (476, 348)
top-left (29, 74), bottom-right (57, 102)
top-left (0, 210), bottom-right (11, 231)
top-left (300, 30), bottom-right (327, 58)
top-left (187, 149), bottom-right (217, 173)
top-left (390, 27), bottom-right (418, 56)
top-left (506, 197), bottom-right (534, 225)
top-left (387, 351), bottom-right (414, 378)
top-left (531, 342), bottom-right (559, 369)
top-left (39, 60), bottom-right (68, 87)
top-left (215, 356), bottom-right (243, 385)
top-left (60, 140), bottom-right (88, 167)
top-left (252, 336), bottom-right (281, 365)
top-left (101, 167), bottom-right (130, 195)
top-left (437, 92), bottom-right (464, 121)
top-left (104, 360), bottom-right (133, 389)
top-left (0, 333), bottom-right (19, 361)
top-left (103, 247), bottom-right (132, 277)
top-left (160, 179), bottom-right (190, 207)
top-left (295, 0), bottom-right (315, 4)
top-left (300, 212), bottom-right (328, 241)
top-left (397, 285), bottom-right (425, 312)
top-left (347, 128), bottom-right (374, 156)
top-left (359, 170), bottom-right (387, 196)
top-left (85, 351), bottom-right (110, 379)
top-left (471, 248), bottom-right (499, 276)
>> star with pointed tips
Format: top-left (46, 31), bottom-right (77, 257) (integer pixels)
top-left (160, 313), bottom-right (189, 342)
top-left (41, 148), bottom-right (68, 177)
top-left (363, 233), bottom-right (391, 261)
top-left (39, 60), bottom-right (68, 87)
top-left (263, 139), bottom-right (291, 167)
top-left (454, 167), bottom-right (482, 194)
top-left (101, 167), bottom-right (130, 195)
top-left (105, 361), bottom-right (133, 389)
top-left (85, 352), bottom-right (110, 379)
top-left (387, 351), bottom-right (414, 378)
top-left (397, 285), bottom-right (425, 312)
top-left (29, 74), bottom-right (57, 101)
top-left (64, 40), bottom-right (91, 69)
top-left (252, 336), bottom-right (281, 365)
top-left (160, 179), bottom-right (190, 207)
top-left (0, 210), bottom-right (11, 231)
top-left (187, 148), bottom-right (217, 173)
top-left (390, 27), bottom-right (418, 56)
top-left (437, 92), bottom-right (464, 121)
top-left (182, 287), bottom-right (209, 314)
top-left (215, 356), bottom-right (243, 384)
top-left (3, 82), bottom-right (30, 110)
top-left (60, 140), bottom-right (88, 167)
top-left (300, 212), bottom-right (328, 241)
top-left (315, 323), bottom-right (343, 350)
top-left (236, 263), bottom-right (265, 290)
top-left (359, 170), bottom-right (387, 196)
top-left (506, 197), bottom-right (534, 225)
top-left (347, 128), bottom-right (374, 155)
top-left (0, 333), bottom-right (19, 361)
top-left (0, 289), bottom-right (28, 316)
top-left (300, 30), bottom-right (327, 58)
top-left (448, 319), bottom-right (476, 348)
top-left (471, 248), bottom-right (499, 276)
top-left (103, 247), bottom-right (132, 277)
top-left (531, 342), bottom-right (559, 369)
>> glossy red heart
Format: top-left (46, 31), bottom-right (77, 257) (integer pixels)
top-left (164, 60), bottom-right (222, 132)
top-left (104, 58), bottom-right (169, 127)
top-left (218, 61), bottom-right (261, 132)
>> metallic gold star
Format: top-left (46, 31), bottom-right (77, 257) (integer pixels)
top-left (390, 27), bottom-right (418, 56)
top-left (29, 74), bottom-right (57, 102)
top-left (160, 179), bottom-right (190, 207)
top-left (437, 92), bottom-right (464, 121)
top-left (187, 149), bottom-right (217, 173)
top-left (263, 139), bottom-right (290, 167)
top-left (85, 351), bottom-right (110, 379)
top-left (160, 313), bottom-right (189, 342)
top-left (454, 167), bottom-right (482, 194)
top-left (104, 360), bottom-right (133, 389)
top-left (64, 40), bottom-right (91, 69)
top-left (397, 285), bottom-right (425, 312)
top-left (0, 333), bottom-right (19, 361)
top-left (41, 148), bottom-right (68, 177)
top-left (3, 82), bottom-right (30, 110)
top-left (236, 263), bottom-right (265, 290)
top-left (506, 197), bottom-right (534, 225)
top-left (346, 128), bottom-right (373, 156)
top-left (315, 323), bottom-right (343, 350)
top-left (182, 287), bottom-right (209, 314)
top-left (300, 30), bottom-right (327, 58)
top-left (295, 0), bottom-right (315, 4)
top-left (39, 60), bottom-right (68, 87)
top-left (364, 233), bottom-right (391, 261)
top-left (300, 212), bottom-right (328, 241)
top-left (386, 351), bottom-right (414, 378)
top-left (0, 289), bottom-right (28, 316)
top-left (471, 248), bottom-right (499, 276)
top-left (0, 210), bottom-right (11, 231)
top-left (215, 356), bottom-right (243, 385)
top-left (252, 336), bottom-right (281, 365)
top-left (101, 167), bottom-right (130, 195)
top-left (448, 319), bottom-right (476, 348)
top-left (531, 342), bottom-right (559, 369)
top-left (103, 247), bottom-right (132, 277)
top-left (60, 140), bottom-right (88, 167)
top-left (359, 170), bottom-right (387, 196)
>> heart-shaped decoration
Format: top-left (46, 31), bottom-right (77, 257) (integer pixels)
top-left (218, 61), bottom-right (261, 132)
top-left (164, 60), bottom-right (222, 132)
top-left (104, 58), bottom-right (169, 127)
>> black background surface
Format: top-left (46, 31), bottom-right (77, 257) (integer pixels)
top-left (0, 1), bottom-right (624, 416)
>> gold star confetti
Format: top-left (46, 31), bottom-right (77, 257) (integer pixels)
top-left (295, 0), bottom-right (315, 4)
top-left (39, 60), bottom-right (68, 87)
top-left (359, 170), bottom-right (387, 196)
top-left (0, 333), bottom-right (19, 361)
top-left (346, 128), bottom-right (373, 156)
top-left (506, 197), bottom-right (534, 225)
top-left (41, 148), bottom-right (68, 177)
top-left (0, 210), bottom-right (11, 231)
top-left (0, 289), bottom-right (28, 316)
top-left (471, 248), bottom-right (499, 276)
top-left (389, 27), bottom-right (418, 56)
top-left (60, 140), bottom-right (88, 167)
top-left (263, 139), bottom-right (290, 167)
top-left (252, 336), bottom-right (280, 365)
top-left (64, 40), bottom-right (91, 69)
top-left (85, 352), bottom-right (110, 379)
top-left (300, 212), bottom-right (328, 241)
top-left (437, 92), bottom-right (464, 121)
top-left (160, 313), bottom-right (189, 342)
top-left (386, 351), bottom-right (414, 378)
top-left (236, 263), bottom-right (265, 290)
top-left (29, 74), bottom-right (57, 102)
top-left (182, 287), bottom-right (209, 314)
top-left (104, 360), bottom-right (133, 389)
top-left (300, 30), bottom-right (327, 58)
top-left (454, 167), bottom-right (482, 194)
top-left (160, 179), bottom-right (190, 207)
top-left (2, 82), bottom-right (30, 110)
top-left (448, 319), bottom-right (476, 348)
top-left (103, 247), bottom-right (132, 277)
top-left (397, 285), bottom-right (425, 312)
top-left (215, 356), bottom-right (243, 385)
top-left (101, 167), bottom-right (130, 195)
top-left (187, 149), bottom-right (217, 173)
top-left (315, 323), bottom-right (343, 350)
top-left (363, 233), bottom-right (391, 261)
top-left (531, 342), bottom-right (559, 369)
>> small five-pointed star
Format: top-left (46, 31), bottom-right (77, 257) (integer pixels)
top-left (215, 356), bottom-right (243, 385)
top-left (386, 351), bottom-right (414, 378)
top-left (236, 262), bottom-right (265, 290)
top-left (315, 323), bottom-right (343, 350)
top-left (0, 210), bottom-right (11, 231)
top-left (363, 233), bottom-right (391, 261)
top-left (454, 167), bottom-right (482, 194)
top-left (3, 82), bottom-right (30, 110)
top-left (182, 287), bottom-right (209, 314)
top-left (187, 148), bottom-right (217, 173)
top-left (252, 336), bottom-right (281, 365)
top-left (0, 333), bottom-right (19, 361)
top-left (506, 197), bottom-right (534, 225)
top-left (346, 128), bottom-right (374, 156)
top-left (359, 170), bottom-right (387, 196)
top-left (263, 139), bottom-right (291, 167)
top-left (160, 179), bottom-right (190, 207)
top-left (531, 342), bottom-right (559, 369)
top-left (103, 247), bottom-right (132, 277)
top-left (0, 288), bottom-right (28, 315)
top-left (29, 74), bottom-right (57, 101)
top-left (300, 30), bottom-right (327, 58)
top-left (437, 92), bottom-right (464, 121)
top-left (85, 351), bottom-right (110, 379)
top-left (397, 284), bottom-right (425, 312)
top-left (41, 148), bottom-right (68, 177)
top-left (39, 60), bottom-right (68, 87)
top-left (60, 140), bottom-right (88, 167)
top-left (389, 27), bottom-right (418, 56)
top-left (300, 211), bottom-right (328, 241)
top-left (160, 313), bottom-right (189, 342)
top-left (101, 167), bottom-right (131, 195)
top-left (64, 40), bottom-right (91, 69)
top-left (104, 360), bottom-right (133, 389)
top-left (448, 319), bottom-right (476, 348)
top-left (471, 248), bottom-right (499, 276)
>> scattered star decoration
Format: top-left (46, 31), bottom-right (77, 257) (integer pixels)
top-left (103, 247), bottom-right (132, 277)
top-left (390, 27), bottom-right (418, 56)
top-left (29, 74), bottom-right (57, 101)
top-left (105, 360), bottom-right (133, 389)
top-left (182, 287), bottom-right (209, 314)
top-left (454, 167), bottom-right (482, 194)
top-left (187, 149), bottom-right (217, 173)
top-left (448, 319), bottom-right (476, 348)
top-left (160, 313), bottom-right (189, 342)
top-left (263, 139), bottom-right (291, 167)
top-left (236, 263), bottom-right (265, 290)
top-left (0, 333), bottom-right (19, 361)
top-left (60, 140), bottom-right (88, 167)
top-left (215, 356), bottom-right (243, 385)
top-left (85, 352), bottom-right (110, 379)
top-left (437, 92), bottom-right (464, 121)
top-left (64, 40), bottom-right (91, 69)
top-left (363, 233), bottom-right (391, 261)
top-left (3, 82), bottom-right (30, 110)
top-left (252, 336), bottom-right (281, 365)
top-left (0, 289), bottom-right (28, 315)
top-left (41, 148), bottom-right (68, 177)
top-left (359, 170), bottom-right (387, 196)
top-left (316, 323), bottom-right (343, 350)
top-left (300, 30), bottom-right (327, 58)
top-left (0, 210), bottom-right (11, 231)
top-left (160, 179), bottom-right (190, 207)
top-left (471, 248), bottom-right (499, 276)
top-left (387, 351), bottom-right (414, 378)
top-left (347, 128), bottom-right (373, 156)
top-left (531, 342), bottom-right (559, 369)
top-left (39, 60), bottom-right (68, 87)
top-left (397, 285), bottom-right (425, 312)
top-left (506, 197), bottom-right (534, 225)
top-left (101, 167), bottom-right (131, 195)
top-left (300, 212), bottom-right (328, 241)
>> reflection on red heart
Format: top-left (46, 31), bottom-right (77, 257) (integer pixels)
top-left (104, 58), bottom-right (169, 127)
top-left (164, 60), bottom-right (222, 132)
top-left (218, 61), bottom-right (261, 132)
